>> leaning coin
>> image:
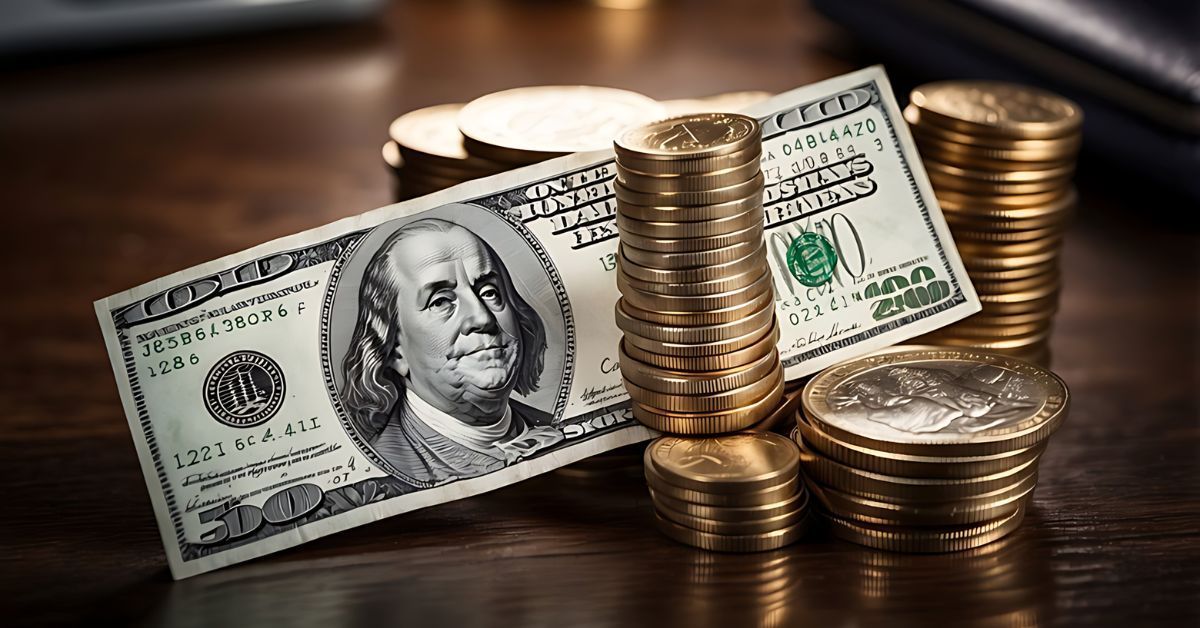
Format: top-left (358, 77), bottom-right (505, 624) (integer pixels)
top-left (616, 296), bottom-right (775, 344)
top-left (614, 112), bottom-right (761, 161)
top-left (621, 320), bottom-right (779, 371)
top-left (633, 371), bottom-right (784, 434)
top-left (615, 172), bottom-right (764, 207)
top-left (822, 503), bottom-right (1027, 552)
top-left (655, 498), bottom-right (809, 535)
top-left (649, 485), bottom-right (807, 522)
top-left (654, 511), bottom-right (809, 552)
top-left (646, 468), bottom-right (802, 507)
top-left (615, 205), bottom-right (763, 240)
top-left (803, 345), bottom-right (1069, 456)
top-left (619, 345), bottom-right (779, 396)
top-left (617, 158), bottom-right (762, 193)
top-left (909, 81), bottom-right (1083, 139)
top-left (794, 413), bottom-right (1049, 479)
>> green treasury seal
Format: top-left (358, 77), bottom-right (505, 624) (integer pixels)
top-left (787, 232), bottom-right (838, 287)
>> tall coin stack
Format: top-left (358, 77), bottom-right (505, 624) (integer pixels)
top-left (645, 433), bottom-right (812, 552)
top-left (793, 345), bottom-right (1069, 552)
top-left (612, 112), bottom-right (785, 435)
top-left (903, 81), bottom-right (1083, 366)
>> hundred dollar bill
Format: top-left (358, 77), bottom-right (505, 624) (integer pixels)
top-left (95, 66), bottom-right (978, 579)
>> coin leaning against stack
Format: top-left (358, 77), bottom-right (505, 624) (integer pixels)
top-left (613, 112), bottom-right (785, 435)
top-left (646, 433), bottom-right (812, 551)
top-left (904, 81), bottom-right (1084, 366)
top-left (793, 345), bottom-right (1069, 553)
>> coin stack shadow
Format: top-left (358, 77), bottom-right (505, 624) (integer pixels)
top-left (645, 433), bottom-right (812, 552)
top-left (384, 104), bottom-right (510, 201)
top-left (612, 113), bottom-right (786, 435)
top-left (792, 350), bottom-right (1069, 552)
top-left (903, 82), bottom-right (1084, 366)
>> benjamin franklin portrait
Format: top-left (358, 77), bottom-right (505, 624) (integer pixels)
top-left (341, 218), bottom-right (563, 488)
top-left (828, 363), bottom-right (1040, 436)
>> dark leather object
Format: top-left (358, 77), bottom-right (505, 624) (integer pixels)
top-left (810, 0), bottom-right (1200, 199)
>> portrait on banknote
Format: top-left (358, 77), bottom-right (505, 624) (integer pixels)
top-left (328, 205), bottom-right (570, 489)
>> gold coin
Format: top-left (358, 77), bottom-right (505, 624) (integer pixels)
top-left (951, 225), bottom-right (1065, 244)
top-left (621, 320), bottom-right (779, 371)
top-left (615, 204), bottom-right (763, 239)
top-left (618, 269), bottom-right (772, 312)
top-left (617, 158), bottom-right (761, 193)
top-left (957, 309), bottom-right (1057, 327)
top-left (928, 169), bottom-right (1070, 195)
top-left (615, 172), bottom-right (764, 207)
top-left (382, 141), bottom-right (403, 169)
top-left (970, 272), bottom-right (1058, 294)
top-left (617, 288), bottom-right (774, 326)
top-left (655, 495), bottom-right (809, 535)
top-left (622, 311), bottom-right (775, 358)
top-left (922, 329), bottom-right (1052, 351)
top-left (619, 345), bottom-right (779, 396)
top-left (614, 112), bottom-right (761, 161)
top-left (653, 511), bottom-right (809, 552)
top-left (618, 243), bottom-right (766, 284)
top-left (925, 159), bottom-right (1075, 184)
top-left (646, 467), bottom-right (802, 506)
top-left (619, 238), bottom-right (761, 270)
top-left (978, 295), bottom-right (1059, 316)
top-left (935, 187), bottom-right (1071, 210)
top-left (944, 209), bottom-right (1073, 233)
top-left (961, 249), bottom-right (1061, 271)
top-left (618, 262), bottom-right (765, 297)
top-left (617, 193), bottom-right (763, 223)
top-left (793, 415), bottom-right (1048, 479)
top-left (809, 473), bottom-right (1037, 527)
top-left (920, 136), bottom-right (1080, 164)
top-left (909, 81), bottom-right (1083, 139)
top-left (633, 370), bottom-right (785, 434)
top-left (959, 238), bottom-right (1063, 260)
top-left (618, 220), bottom-right (764, 253)
top-left (388, 103), bottom-right (510, 172)
top-left (616, 296), bottom-right (775, 344)
top-left (966, 260), bottom-right (1058, 282)
top-left (617, 144), bottom-right (762, 175)
top-left (976, 278), bottom-right (1059, 303)
top-left (649, 484), bottom-right (806, 522)
top-left (823, 503), bottom-right (1027, 552)
top-left (931, 319), bottom-right (1052, 339)
top-left (626, 362), bottom-right (783, 413)
top-left (797, 438), bottom-right (1040, 502)
top-left (746, 385), bottom-right (805, 433)
top-left (802, 345), bottom-right (1069, 456)
top-left (906, 105), bottom-right (1082, 151)
top-left (458, 85), bottom-right (665, 162)
top-left (645, 431), bottom-right (800, 493)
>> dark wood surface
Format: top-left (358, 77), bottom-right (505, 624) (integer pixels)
top-left (1, 1), bottom-right (1197, 625)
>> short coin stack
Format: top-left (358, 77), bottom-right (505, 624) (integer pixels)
top-left (384, 104), bottom-right (509, 200)
top-left (904, 81), bottom-right (1083, 365)
top-left (794, 345), bottom-right (1069, 552)
top-left (613, 112), bottom-right (784, 435)
top-left (645, 433), bottom-right (812, 552)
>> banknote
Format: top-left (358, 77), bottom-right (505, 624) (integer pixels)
top-left (95, 66), bottom-right (978, 579)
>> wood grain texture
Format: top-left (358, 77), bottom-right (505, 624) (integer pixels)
top-left (0, 1), bottom-right (1196, 625)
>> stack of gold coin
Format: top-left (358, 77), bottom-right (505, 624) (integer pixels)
top-left (645, 433), bottom-right (812, 552)
top-left (458, 85), bottom-right (666, 167)
top-left (613, 112), bottom-right (784, 435)
top-left (793, 345), bottom-right (1069, 553)
top-left (904, 81), bottom-right (1083, 365)
top-left (383, 104), bottom-right (510, 200)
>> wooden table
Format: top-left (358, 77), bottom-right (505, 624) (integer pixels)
top-left (2, 1), bottom-right (1196, 625)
